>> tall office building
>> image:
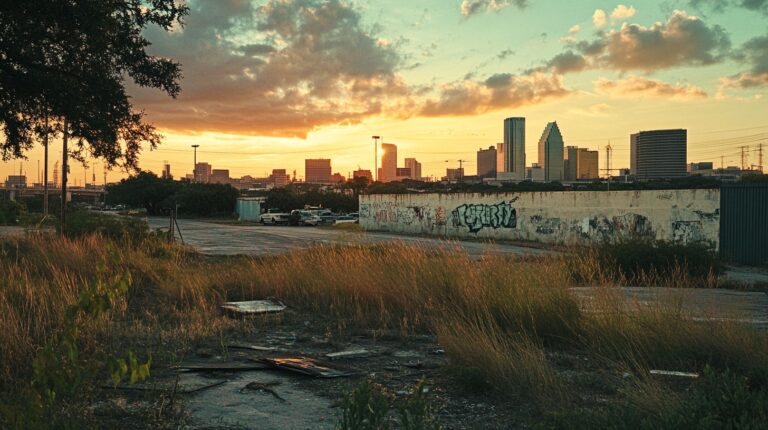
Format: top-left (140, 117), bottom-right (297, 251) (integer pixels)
top-left (537, 121), bottom-right (564, 182)
top-left (194, 162), bottom-right (212, 183)
top-left (162, 162), bottom-right (172, 180)
top-left (499, 118), bottom-right (525, 180)
top-left (379, 143), bottom-right (397, 182)
top-left (630, 129), bottom-right (687, 179)
top-left (404, 158), bottom-right (422, 180)
top-left (305, 159), bottom-right (332, 183)
top-left (564, 146), bottom-right (599, 180)
top-left (477, 146), bottom-right (497, 178)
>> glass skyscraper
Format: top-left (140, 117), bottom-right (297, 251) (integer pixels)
top-left (538, 121), bottom-right (564, 182)
top-left (500, 117), bottom-right (525, 180)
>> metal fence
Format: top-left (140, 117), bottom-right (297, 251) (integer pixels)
top-left (720, 183), bottom-right (768, 265)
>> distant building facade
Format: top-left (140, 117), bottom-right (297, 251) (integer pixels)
top-left (194, 162), bottom-right (212, 183)
top-left (564, 146), bottom-right (599, 180)
top-left (330, 172), bottom-right (346, 183)
top-left (537, 121), bottom-right (564, 182)
top-left (210, 169), bottom-right (230, 184)
top-left (630, 129), bottom-right (687, 179)
top-left (305, 159), bottom-right (332, 183)
top-left (499, 118), bottom-right (525, 180)
top-left (271, 169), bottom-right (289, 187)
top-left (477, 146), bottom-right (497, 178)
top-left (446, 168), bottom-right (464, 181)
top-left (353, 169), bottom-right (373, 182)
top-left (5, 175), bottom-right (27, 189)
top-left (162, 163), bottom-right (172, 180)
top-left (396, 167), bottom-right (411, 180)
top-left (379, 143), bottom-right (398, 182)
top-left (404, 158), bottom-right (422, 180)
top-left (526, 164), bottom-right (545, 182)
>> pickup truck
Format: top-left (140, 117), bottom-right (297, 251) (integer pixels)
top-left (259, 208), bottom-right (290, 225)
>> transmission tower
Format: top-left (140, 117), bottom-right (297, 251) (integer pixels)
top-left (740, 146), bottom-right (749, 170)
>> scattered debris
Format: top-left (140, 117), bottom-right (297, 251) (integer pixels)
top-left (431, 348), bottom-right (445, 355)
top-left (228, 343), bottom-right (280, 352)
top-left (260, 357), bottom-right (358, 378)
top-left (326, 349), bottom-right (373, 360)
top-left (107, 380), bottom-right (227, 394)
top-left (221, 300), bottom-right (287, 316)
top-left (176, 360), bottom-right (271, 372)
top-left (403, 361), bottom-right (441, 370)
top-left (649, 370), bottom-right (700, 378)
top-left (392, 350), bottom-right (422, 359)
top-left (240, 381), bottom-right (286, 402)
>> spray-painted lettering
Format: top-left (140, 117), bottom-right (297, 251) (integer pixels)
top-left (451, 201), bottom-right (517, 233)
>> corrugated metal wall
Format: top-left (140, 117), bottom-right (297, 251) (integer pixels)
top-left (720, 183), bottom-right (768, 265)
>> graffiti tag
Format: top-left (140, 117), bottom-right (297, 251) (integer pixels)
top-left (451, 201), bottom-right (517, 233)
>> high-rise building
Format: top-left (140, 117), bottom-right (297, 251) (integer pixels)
top-left (396, 167), bottom-right (411, 180)
top-left (537, 121), bottom-right (564, 182)
top-left (162, 162), bottom-right (172, 180)
top-left (353, 169), bottom-right (373, 182)
top-left (404, 158), bottom-right (422, 180)
top-left (564, 146), bottom-right (599, 180)
top-left (194, 162), bottom-right (212, 182)
top-left (477, 146), bottom-right (497, 178)
top-left (499, 118), bottom-right (525, 180)
top-left (379, 143), bottom-right (397, 182)
top-left (630, 129), bottom-right (687, 179)
top-left (271, 169), bottom-right (288, 187)
top-left (305, 158), bottom-right (332, 183)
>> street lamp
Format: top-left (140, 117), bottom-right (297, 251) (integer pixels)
top-left (371, 136), bottom-right (380, 182)
top-left (191, 144), bottom-right (200, 182)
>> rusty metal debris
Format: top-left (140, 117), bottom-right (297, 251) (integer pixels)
top-left (221, 300), bottom-right (287, 316)
top-left (649, 370), bottom-right (700, 378)
top-left (260, 357), bottom-right (358, 378)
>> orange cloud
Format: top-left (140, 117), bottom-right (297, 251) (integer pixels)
top-left (594, 76), bottom-right (708, 99)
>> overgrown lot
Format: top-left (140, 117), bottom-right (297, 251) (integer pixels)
top-left (0, 226), bottom-right (765, 428)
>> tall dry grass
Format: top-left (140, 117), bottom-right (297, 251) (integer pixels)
top-left (1, 233), bottom-right (766, 412)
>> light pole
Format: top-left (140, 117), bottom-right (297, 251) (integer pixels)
top-left (191, 144), bottom-right (199, 182)
top-left (371, 136), bottom-right (380, 182)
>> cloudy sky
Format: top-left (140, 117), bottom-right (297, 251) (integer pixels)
top-left (4, 0), bottom-right (768, 182)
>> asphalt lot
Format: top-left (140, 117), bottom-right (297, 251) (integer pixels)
top-left (147, 217), bottom-right (554, 259)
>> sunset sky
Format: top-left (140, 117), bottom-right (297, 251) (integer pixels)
top-left (3, 0), bottom-right (768, 183)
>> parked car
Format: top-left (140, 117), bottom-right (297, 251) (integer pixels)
top-left (289, 210), bottom-right (322, 226)
top-left (260, 208), bottom-right (290, 225)
top-left (334, 215), bottom-right (358, 224)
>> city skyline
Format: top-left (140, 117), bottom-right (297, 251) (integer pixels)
top-left (2, 0), bottom-right (768, 181)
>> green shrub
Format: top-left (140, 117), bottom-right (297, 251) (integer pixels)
top-left (0, 198), bottom-right (26, 225)
top-left (60, 210), bottom-right (149, 242)
top-left (548, 367), bottom-right (768, 429)
top-left (577, 240), bottom-right (720, 285)
top-left (338, 379), bottom-right (441, 430)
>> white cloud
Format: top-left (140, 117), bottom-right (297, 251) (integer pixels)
top-left (569, 24), bottom-right (581, 34)
top-left (593, 9), bottom-right (607, 27)
top-left (610, 4), bottom-right (637, 20)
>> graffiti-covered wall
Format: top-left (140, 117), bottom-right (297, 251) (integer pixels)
top-left (359, 190), bottom-right (721, 248)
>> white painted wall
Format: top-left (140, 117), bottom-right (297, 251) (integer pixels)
top-left (360, 190), bottom-right (720, 248)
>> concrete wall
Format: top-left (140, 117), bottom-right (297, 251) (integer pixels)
top-left (360, 190), bottom-right (721, 248)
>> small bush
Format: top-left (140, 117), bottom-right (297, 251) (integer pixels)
top-left (549, 367), bottom-right (768, 429)
top-left (338, 381), bottom-right (392, 430)
top-left (61, 210), bottom-right (149, 242)
top-left (575, 240), bottom-right (720, 285)
top-left (0, 198), bottom-right (26, 225)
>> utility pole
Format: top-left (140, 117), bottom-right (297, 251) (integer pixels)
top-left (191, 144), bottom-right (199, 182)
top-left (61, 117), bottom-right (68, 235)
top-left (721, 154), bottom-right (724, 171)
top-left (43, 114), bottom-right (49, 217)
top-left (740, 145), bottom-right (749, 171)
top-left (759, 143), bottom-right (764, 173)
top-left (372, 135), bottom-right (380, 182)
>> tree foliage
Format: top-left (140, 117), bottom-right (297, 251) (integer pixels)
top-left (106, 172), bottom-right (238, 216)
top-left (0, 0), bottom-right (187, 167)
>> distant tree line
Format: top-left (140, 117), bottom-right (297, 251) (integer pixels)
top-left (262, 186), bottom-right (358, 213)
top-left (106, 172), bottom-right (238, 216)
